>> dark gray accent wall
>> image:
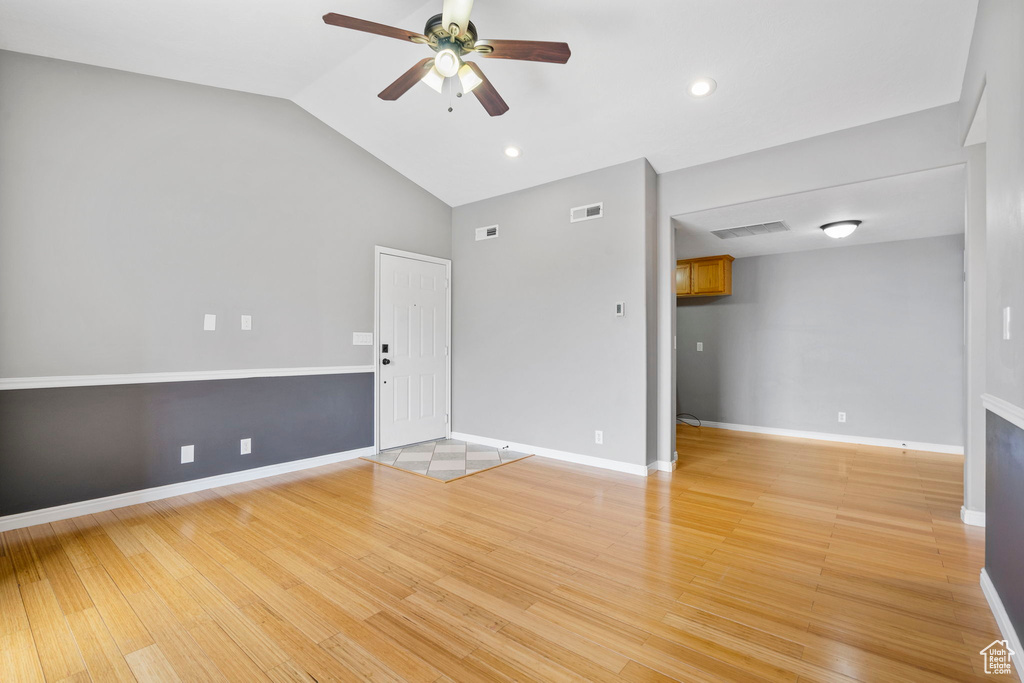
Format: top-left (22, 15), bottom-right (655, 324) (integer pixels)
top-left (0, 373), bottom-right (372, 516)
top-left (676, 235), bottom-right (965, 446)
top-left (986, 411), bottom-right (1024, 635)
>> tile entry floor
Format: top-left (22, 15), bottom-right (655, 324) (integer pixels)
top-left (362, 439), bottom-right (531, 481)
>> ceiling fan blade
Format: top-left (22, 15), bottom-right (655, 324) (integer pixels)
top-left (476, 39), bottom-right (571, 64)
top-left (322, 13), bottom-right (427, 44)
top-left (378, 58), bottom-right (436, 101)
top-left (465, 62), bottom-right (509, 117)
top-left (441, 0), bottom-right (475, 37)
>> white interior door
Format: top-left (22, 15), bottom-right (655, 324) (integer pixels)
top-left (377, 252), bottom-right (449, 450)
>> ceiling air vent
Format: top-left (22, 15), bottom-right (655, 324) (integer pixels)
top-left (475, 225), bottom-right (499, 241)
top-left (570, 202), bottom-right (604, 223)
top-left (711, 220), bottom-right (790, 240)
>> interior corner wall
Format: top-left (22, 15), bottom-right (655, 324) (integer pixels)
top-left (451, 159), bottom-right (650, 468)
top-left (676, 235), bottom-right (965, 447)
top-left (960, 0), bottom-right (1024, 645)
top-left (964, 143), bottom-right (987, 515)
top-left (0, 50), bottom-right (452, 516)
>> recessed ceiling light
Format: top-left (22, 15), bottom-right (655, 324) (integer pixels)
top-left (504, 146), bottom-right (521, 158)
top-left (689, 77), bottom-right (717, 98)
top-left (820, 220), bottom-right (861, 239)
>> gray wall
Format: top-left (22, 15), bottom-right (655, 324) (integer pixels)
top-left (451, 159), bottom-right (652, 468)
top-left (0, 374), bottom-right (372, 516)
top-left (676, 235), bottom-right (965, 446)
top-left (0, 51), bottom-right (450, 516)
top-left (960, 0), bottom-right (1024, 642)
top-left (0, 51), bottom-right (451, 378)
top-left (964, 144), bottom-right (987, 514)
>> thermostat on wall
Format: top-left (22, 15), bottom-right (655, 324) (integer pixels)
top-left (615, 302), bottom-right (625, 317)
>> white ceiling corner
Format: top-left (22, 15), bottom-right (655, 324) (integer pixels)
top-left (0, 0), bottom-right (979, 206)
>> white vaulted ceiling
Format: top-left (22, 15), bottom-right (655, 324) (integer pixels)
top-left (0, 0), bottom-right (978, 206)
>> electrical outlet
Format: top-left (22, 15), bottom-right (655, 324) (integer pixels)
top-left (697, 342), bottom-right (704, 351)
top-left (181, 445), bottom-right (195, 464)
top-left (838, 412), bottom-right (847, 423)
top-left (240, 438), bottom-right (251, 455)
top-left (595, 430), bottom-right (603, 445)
top-left (241, 315), bottom-right (252, 331)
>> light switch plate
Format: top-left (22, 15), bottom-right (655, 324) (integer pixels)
top-left (241, 315), bottom-right (252, 331)
top-left (352, 332), bottom-right (374, 346)
top-left (697, 342), bottom-right (704, 351)
top-left (181, 445), bottom-right (195, 464)
top-left (240, 438), bottom-right (251, 455)
top-left (203, 314), bottom-right (216, 331)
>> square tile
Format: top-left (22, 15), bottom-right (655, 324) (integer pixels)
top-left (428, 460), bottom-right (465, 471)
top-left (432, 452), bottom-right (466, 462)
top-left (466, 459), bottom-right (498, 471)
top-left (429, 470), bottom-right (466, 481)
top-left (468, 444), bottom-right (497, 452)
top-left (404, 442), bottom-right (436, 452)
top-left (500, 450), bottom-right (528, 461)
top-left (396, 451), bottom-right (433, 462)
top-left (400, 461), bottom-right (430, 472)
top-left (466, 450), bottom-right (499, 461)
top-left (434, 444), bottom-right (466, 453)
top-left (437, 439), bottom-right (466, 446)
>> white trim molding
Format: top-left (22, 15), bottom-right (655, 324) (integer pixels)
top-left (451, 432), bottom-right (650, 477)
top-left (983, 393), bottom-right (1024, 432)
top-left (981, 568), bottom-right (1024, 682)
top-left (961, 506), bottom-right (987, 527)
top-left (699, 421), bottom-right (963, 455)
top-left (0, 365), bottom-right (374, 391)
top-left (0, 446), bottom-right (375, 532)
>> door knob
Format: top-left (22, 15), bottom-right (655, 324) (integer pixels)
top-left (382, 358), bottom-right (391, 365)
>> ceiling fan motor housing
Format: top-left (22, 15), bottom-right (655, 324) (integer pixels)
top-left (423, 13), bottom-right (482, 53)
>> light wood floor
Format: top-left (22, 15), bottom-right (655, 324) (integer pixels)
top-left (1, 427), bottom-right (1002, 682)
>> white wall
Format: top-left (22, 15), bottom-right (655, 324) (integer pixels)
top-left (451, 160), bottom-right (653, 468)
top-left (0, 51), bottom-right (451, 378)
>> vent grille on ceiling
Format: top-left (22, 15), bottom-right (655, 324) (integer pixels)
top-left (711, 221), bottom-right (790, 240)
top-left (570, 202), bottom-right (604, 223)
top-left (475, 225), bottom-right (499, 241)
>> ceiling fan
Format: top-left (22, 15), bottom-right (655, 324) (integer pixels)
top-left (322, 0), bottom-right (571, 116)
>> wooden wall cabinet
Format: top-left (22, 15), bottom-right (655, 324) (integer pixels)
top-left (676, 255), bottom-right (734, 297)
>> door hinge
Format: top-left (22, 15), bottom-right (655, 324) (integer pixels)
top-left (444, 346), bottom-right (449, 357)
top-left (444, 414), bottom-right (449, 424)
top-left (444, 278), bottom-right (449, 290)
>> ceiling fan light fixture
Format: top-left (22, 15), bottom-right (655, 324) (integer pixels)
top-left (504, 145), bottom-right (521, 158)
top-left (689, 77), bottom-right (717, 98)
top-left (434, 48), bottom-right (461, 78)
top-left (820, 220), bottom-right (861, 239)
top-left (421, 65), bottom-right (445, 93)
top-left (457, 63), bottom-right (483, 92)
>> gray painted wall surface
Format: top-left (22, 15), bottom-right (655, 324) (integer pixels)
top-left (643, 162), bottom-right (659, 465)
top-left (676, 235), bottom-right (965, 446)
top-left (0, 51), bottom-right (451, 378)
top-left (961, 0), bottom-right (1024, 640)
top-left (964, 145), bottom-right (987, 513)
top-left (451, 160), bottom-right (650, 467)
top-left (656, 104), bottom-right (969, 464)
top-left (0, 373), bottom-right (372, 516)
top-left (986, 411), bottom-right (1024, 636)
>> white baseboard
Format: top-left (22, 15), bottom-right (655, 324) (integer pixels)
top-left (0, 446), bottom-right (375, 532)
top-left (653, 460), bottom-right (675, 473)
top-left (699, 421), bottom-right (963, 455)
top-left (450, 432), bottom-right (650, 477)
top-left (961, 506), bottom-right (987, 527)
top-left (981, 568), bottom-right (1024, 681)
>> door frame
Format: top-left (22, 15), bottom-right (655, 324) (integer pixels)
top-left (373, 246), bottom-right (452, 453)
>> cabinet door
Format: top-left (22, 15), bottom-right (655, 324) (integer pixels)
top-left (692, 260), bottom-right (724, 294)
top-left (675, 262), bottom-right (691, 296)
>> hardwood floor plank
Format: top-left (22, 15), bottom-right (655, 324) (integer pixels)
top-left (7, 426), bottom-right (1006, 682)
